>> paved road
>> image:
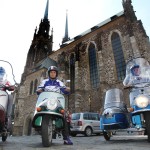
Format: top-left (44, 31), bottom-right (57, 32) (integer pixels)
top-left (0, 133), bottom-right (150, 150)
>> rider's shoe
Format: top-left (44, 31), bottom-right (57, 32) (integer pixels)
top-left (64, 137), bottom-right (73, 145)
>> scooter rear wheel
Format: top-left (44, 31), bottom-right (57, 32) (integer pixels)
top-left (41, 115), bottom-right (53, 147)
top-left (103, 131), bottom-right (111, 141)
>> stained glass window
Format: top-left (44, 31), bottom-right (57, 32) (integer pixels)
top-left (29, 81), bottom-right (33, 95)
top-left (111, 32), bottom-right (126, 80)
top-left (88, 44), bottom-right (99, 88)
top-left (34, 79), bottom-right (38, 93)
top-left (70, 53), bottom-right (75, 92)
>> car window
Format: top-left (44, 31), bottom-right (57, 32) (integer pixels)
top-left (83, 113), bottom-right (89, 120)
top-left (91, 114), bottom-right (99, 120)
top-left (88, 113), bottom-right (92, 120)
top-left (71, 113), bottom-right (80, 120)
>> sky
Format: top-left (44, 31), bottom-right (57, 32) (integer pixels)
top-left (0, 0), bottom-right (150, 84)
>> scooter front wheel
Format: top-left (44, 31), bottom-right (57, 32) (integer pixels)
top-left (103, 131), bottom-right (111, 141)
top-left (41, 115), bottom-right (53, 147)
top-left (2, 133), bottom-right (7, 142)
top-left (144, 112), bottom-right (150, 142)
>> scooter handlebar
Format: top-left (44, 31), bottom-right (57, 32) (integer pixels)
top-left (36, 86), bottom-right (70, 95)
top-left (0, 84), bottom-right (15, 91)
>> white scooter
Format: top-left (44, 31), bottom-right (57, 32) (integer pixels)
top-left (0, 84), bottom-right (14, 141)
top-left (0, 60), bottom-right (17, 141)
top-left (32, 86), bottom-right (68, 147)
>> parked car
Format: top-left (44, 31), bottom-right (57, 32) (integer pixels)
top-left (70, 112), bottom-right (102, 136)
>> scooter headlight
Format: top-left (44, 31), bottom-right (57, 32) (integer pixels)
top-left (135, 95), bottom-right (149, 108)
top-left (47, 99), bottom-right (57, 110)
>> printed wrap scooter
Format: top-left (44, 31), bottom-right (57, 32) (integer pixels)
top-left (100, 58), bottom-right (150, 142)
top-left (0, 60), bottom-right (16, 142)
top-left (0, 85), bottom-right (14, 141)
top-left (32, 87), bottom-right (68, 147)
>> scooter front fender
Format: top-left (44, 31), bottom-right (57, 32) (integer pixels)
top-left (32, 111), bottom-right (64, 128)
top-left (132, 108), bottom-right (150, 115)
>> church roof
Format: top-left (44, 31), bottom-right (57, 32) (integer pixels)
top-left (60, 11), bottom-right (124, 47)
top-left (33, 57), bottom-right (57, 71)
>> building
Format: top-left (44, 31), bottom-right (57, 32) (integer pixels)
top-left (13, 0), bottom-right (150, 135)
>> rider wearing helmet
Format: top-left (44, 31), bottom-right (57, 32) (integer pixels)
top-left (130, 65), bottom-right (140, 76)
top-left (36, 66), bottom-right (73, 145)
top-left (123, 64), bottom-right (150, 86)
top-left (0, 67), bottom-right (5, 76)
top-left (37, 66), bottom-right (70, 94)
top-left (0, 67), bottom-right (6, 83)
top-left (0, 67), bottom-right (14, 90)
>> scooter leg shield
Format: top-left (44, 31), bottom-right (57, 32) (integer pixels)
top-left (0, 105), bottom-right (5, 124)
top-left (7, 95), bottom-right (13, 117)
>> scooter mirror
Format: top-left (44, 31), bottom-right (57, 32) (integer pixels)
top-left (66, 80), bottom-right (70, 83)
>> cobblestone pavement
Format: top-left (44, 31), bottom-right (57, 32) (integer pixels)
top-left (0, 133), bottom-right (150, 150)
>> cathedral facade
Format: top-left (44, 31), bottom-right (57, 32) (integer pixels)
top-left (13, 0), bottom-right (150, 135)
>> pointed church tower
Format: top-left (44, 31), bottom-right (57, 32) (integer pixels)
top-left (122, 0), bottom-right (137, 22)
top-left (122, 0), bottom-right (147, 37)
top-left (22, 0), bottom-right (53, 82)
top-left (62, 10), bottom-right (70, 44)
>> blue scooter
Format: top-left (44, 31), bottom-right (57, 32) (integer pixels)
top-left (100, 58), bottom-right (150, 142)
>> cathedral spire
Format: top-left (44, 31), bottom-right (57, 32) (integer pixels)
top-left (37, 0), bottom-right (50, 38)
top-left (23, 0), bottom-right (53, 78)
top-left (44, 0), bottom-right (49, 20)
top-left (62, 10), bottom-right (70, 44)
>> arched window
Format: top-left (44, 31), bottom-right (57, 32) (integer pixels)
top-left (29, 81), bottom-right (33, 95)
top-left (41, 71), bottom-right (47, 79)
top-left (70, 53), bottom-right (75, 93)
top-left (111, 32), bottom-right (126, 80)
top-left (88, 43), bottom-right (99, 88)
top-left (34, 79), bottom-right (38, 93)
